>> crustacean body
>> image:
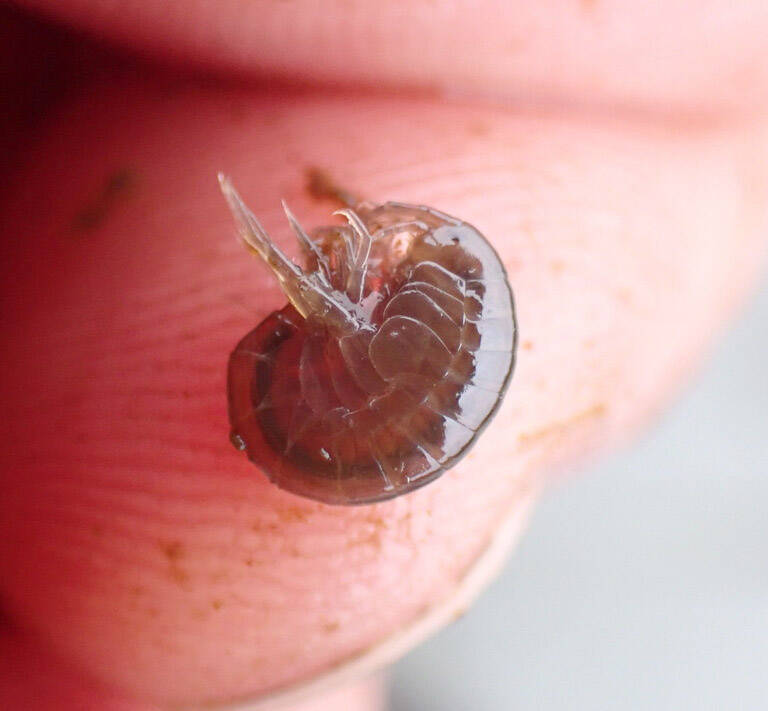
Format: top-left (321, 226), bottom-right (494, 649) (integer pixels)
top-left (221, 176), bottom-right (516, 505)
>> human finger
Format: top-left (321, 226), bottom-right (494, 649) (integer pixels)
top-left (11, 0), bottom-right (768, 113)
top-left (0, 77), bottom-right (765, 708)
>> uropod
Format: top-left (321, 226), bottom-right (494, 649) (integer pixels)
top-left (220, 175), bottom-right (517, 505)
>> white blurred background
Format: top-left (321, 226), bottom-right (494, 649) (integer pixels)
top-left (392, 275), bottom-right (768, 710)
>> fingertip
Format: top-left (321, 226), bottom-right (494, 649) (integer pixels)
top-left (0, 77), bottom-right (765, 707)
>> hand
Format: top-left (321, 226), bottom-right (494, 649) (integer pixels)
top-left (1, 3), bottom-right (767, 710)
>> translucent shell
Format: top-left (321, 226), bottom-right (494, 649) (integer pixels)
top-left (221, 176), bottom-right (517, 505)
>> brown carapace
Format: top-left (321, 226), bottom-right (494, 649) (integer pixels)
top-left (220, 176), bottom-right (517, 505)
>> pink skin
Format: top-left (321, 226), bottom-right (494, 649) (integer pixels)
top-left (0, 625), bottom-right (384, 711)
top-left (2, 2), bottom-right (768, 710)
top-left (13, 0), bottom-right (768, 114)
top-left (0, 76), bottom-right (766, 710)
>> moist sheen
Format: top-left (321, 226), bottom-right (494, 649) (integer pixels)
top-left (221, 177), bottom-right (517, 505)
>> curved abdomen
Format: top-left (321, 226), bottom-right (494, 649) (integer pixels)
top-left (228, 236), bottom-right (515, 505)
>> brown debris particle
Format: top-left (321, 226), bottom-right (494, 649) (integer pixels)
top-left (366, 514), bottom-right (388, 530)
top-left (72, 167), bottom-right (138, 232)
top-left (347, 527), bottom-right (383, 551)
top-left (159, 540), bottom-right (189, 585)
top-left (251, 519), bottom-right (279, 533)
top-left (160, 540), bottom-right (184, 561)
top-left (518, 403), bottom-right (607, 446)
top-left (304, 166), bottom-right (359, 207)
top-left (277, 506), bottom-right (310, 524)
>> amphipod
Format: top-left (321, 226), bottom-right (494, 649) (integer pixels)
top-left (220, 175), bottom-right (517, 505)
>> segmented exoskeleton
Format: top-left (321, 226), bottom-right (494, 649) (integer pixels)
top-left (221, 175), bottom-right (516, 505)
